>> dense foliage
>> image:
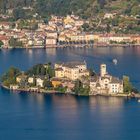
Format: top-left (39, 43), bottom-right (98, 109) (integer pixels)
top-left (26, 63), bottom-right (55, 78)
top-left (0, 40), bottom-right (4, 48)
top-left (9, 37), bottom-right (23, 48)
top-left (73, 80), bottom-right (90, 96)
top-left (1, 67), bottom-right (21, 87)
top-left (123, 76), bottom-right (132, 93)
top-left (0, 0), bottom-right (140, 18)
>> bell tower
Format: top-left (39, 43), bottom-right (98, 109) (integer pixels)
top-left (100, 64), bottom-right (107, 77)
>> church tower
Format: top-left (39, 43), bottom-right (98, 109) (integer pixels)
top-left (100, 64), bottom-right (107, 77)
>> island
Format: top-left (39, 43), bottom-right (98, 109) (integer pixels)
top-left (0, 61), bottom-right (139, 97)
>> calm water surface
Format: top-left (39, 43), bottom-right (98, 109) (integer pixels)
top-left (0, 47), bottom-right (140, 140)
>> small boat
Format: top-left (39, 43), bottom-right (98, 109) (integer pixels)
top-left (113, 59), bottom-right (118, 65)
top-left (138, 99), bottom-right (140, 103)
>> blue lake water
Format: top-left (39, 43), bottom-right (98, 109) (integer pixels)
top-left (0, 47), bottom-right (140, 140)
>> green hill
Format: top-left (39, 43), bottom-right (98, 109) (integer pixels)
top-left (0, 0), bottom-right (140, 18)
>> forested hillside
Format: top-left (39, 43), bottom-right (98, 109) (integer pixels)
top-left (35, 0), bottom-right (140, 18)
top-left (0, 0), bottom-right (140, 19)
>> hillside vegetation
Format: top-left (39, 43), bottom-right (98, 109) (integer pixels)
top-left (0, 0), bottom-right (140, 18)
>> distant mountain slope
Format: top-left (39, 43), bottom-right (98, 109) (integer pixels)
top-left (0, 0), bottom-right (140, 18)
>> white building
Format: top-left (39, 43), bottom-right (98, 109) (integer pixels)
top-left (46, 37), bottom-right (57, 45)
top-left (90, 64), bottom-right (123, 95)
top-left (10, 85), bottom-right (19, 90)
top-left (36, 77), bottom-right (44, 87)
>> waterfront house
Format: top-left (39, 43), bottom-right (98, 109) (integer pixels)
top-left (28, 77), bottom-right (34, 84)
top-left (46, 37), bottom-right (57, 46)
top-left (97, 34), bottom-right (132, 44)
top-left (131, 36), bottom-right (140, 45)
top-left (10, 85), bottom-right (19, 90)
top-left (36, 76), bottom-right (45, 88)
top-left (51, 77), bottom-right (75, 92)
top-left (16, 74), bottom-right (27, 83)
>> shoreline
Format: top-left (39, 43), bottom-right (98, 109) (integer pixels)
top-left (1, 85), bottom-right (140, 99)
top-left (1, 44), bottom-right (140, 50)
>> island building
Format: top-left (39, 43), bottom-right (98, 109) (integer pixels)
top-left (51, 77), bottom-right (75, 92)
top-left (28, 77), bottom-right (34, 84)
top-left (90, 64), bottom-right (123, 95)
top-left (16, 74), bottom-right (45, 88)
top-left (36, 76), bottom-right (45, 88)
top-left (16, 74), bottom-right (27, 83)
top-left (54, 61), bottom-right (90, 80)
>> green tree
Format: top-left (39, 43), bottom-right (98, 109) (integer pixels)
top-left (13, 8), bottom-right (26, 20)
top-left (1, 67), bottom-right (21, 87)
top-left (47, 66), bottom-right (55, 79)
top-left (73, 80), bottom-right (83, 95)
top-left (43, 79), bottom-right (53, 89)
top-left (0, 40), bottom-right (4, 48)
top-left (82, 23), bottom-right (90, 31)
top-left (41, 66), bottom-right (46, 75)
top-left (55, 84), bottom-right (67, 93)
top-left (123, 75), bottom-right (133, 93)
top-left (9, 37), bottom-right (23, 48)
top-left (89, 68), bottom-right (96, 76)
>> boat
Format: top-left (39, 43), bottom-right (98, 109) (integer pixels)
top-left (113, 59), bottom-right (118, 65)
top-left (138, 99), bottom-right (140, 103)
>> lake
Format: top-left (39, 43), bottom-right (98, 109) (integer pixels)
top-left (0, 47), bottom-right (140, 140)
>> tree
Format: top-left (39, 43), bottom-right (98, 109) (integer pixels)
top-left (73, 79), bottom-right (90, 95)
top-left (47, 66), bottom-right (55, 79)
top-left (123, 76), bottom-right (133, 93)
top-left (43, 79), bottom-right (53, 89)
top-left (55, 84), bottom-right (67, 93)
top-left (0, 40), bottom-right (4, 48)
top-left (41, 66), bottom-right (46, 75)
top-left (13, 8), bottom-right (26, 20)
top-left (26, 64), bottom-right (46, 75)
top-left (1, 67), bottom-right (21, 87)
top-left (89, 68), bottom-right (96, 76)
top-left (9, 37), bottom-right (23, 47)
top-left (82, 23), bottom-right (90, 31)
top-left (106, 23), bottom-right (111, 33)
top-left (73, 80), bottom-right (83, 95)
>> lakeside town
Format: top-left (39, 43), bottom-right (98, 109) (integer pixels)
top-left (0, 14), bottom-right (140, 49)
top-left (1, 61), bottom-right (138, 97)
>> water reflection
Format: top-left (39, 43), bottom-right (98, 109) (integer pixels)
top-left (0, 87), bottom-right (140, 140)
top-left (46, 48), bottom-right (56, 56)
top-left (15, 93), bottom-right (125, 115)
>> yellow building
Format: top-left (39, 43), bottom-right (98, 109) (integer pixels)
top-left (16, 75), bottom-right (27, 83)
top-left (55, 61), bottom-right (89, 81)
top-left (68, 34), bottom-right (98, 42)
top-left (55, 68), bottom-right (64, 78)
top-left (51, 78), bottom-right (62, 88)
top-left (64, 15), bottom-right (75, 25)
